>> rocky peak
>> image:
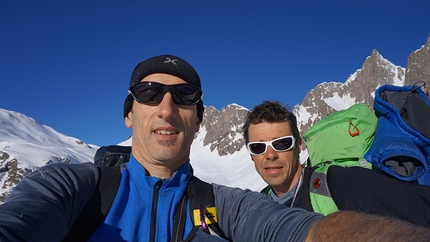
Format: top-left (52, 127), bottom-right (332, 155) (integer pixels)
top-left (294, 49), bottom-right (405, 139)
top-left (405, 35), bottom-right (430, 96)
top-left (200, 104), bottom-right (249, 156)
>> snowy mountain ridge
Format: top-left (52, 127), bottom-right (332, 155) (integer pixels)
top-left (0, 36), bottom-right (429, 201)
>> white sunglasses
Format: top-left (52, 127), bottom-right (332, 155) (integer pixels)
top-left (247, 135), bottom-right (296, 155)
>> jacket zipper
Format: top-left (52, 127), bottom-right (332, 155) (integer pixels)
top-left (149, 179), bottom-right (163, 242)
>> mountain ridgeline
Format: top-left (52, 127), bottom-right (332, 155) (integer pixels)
top-left (0, 37), bottom-right (429, 201)
top-left (202, 36), bottom-right (430, 154)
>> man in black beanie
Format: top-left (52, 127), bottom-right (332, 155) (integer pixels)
top-left (1, 54), bottom-right (430, 242)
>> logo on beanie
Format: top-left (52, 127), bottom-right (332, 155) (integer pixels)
top-left (164, 57), bottom-right (178, 65)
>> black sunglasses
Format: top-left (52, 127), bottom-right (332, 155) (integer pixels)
top-left (128, 82), bottom-right (203, 105)
top-left (247, 135), bottom-right (296, 155)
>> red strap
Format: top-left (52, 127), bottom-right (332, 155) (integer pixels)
top-left (348, 119), bottom-right (360, 137)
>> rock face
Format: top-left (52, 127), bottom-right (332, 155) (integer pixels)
top-left (1, 37), bottom-right (429, 201)
top-left (200, 104), bottom-right (249, 156)
top-left (405, 36), bottom-right (430, 95)
top-left (294, 36), bottom-right (430, 143)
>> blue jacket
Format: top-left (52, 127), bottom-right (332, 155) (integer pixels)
top-left (364, 84), bottom-right (430, 185)
top-left (89, 155), bottom-right (194, 241)
top-left (0, 159), bottom-right (321, 241)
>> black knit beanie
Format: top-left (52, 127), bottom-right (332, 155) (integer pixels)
top-left (123, 54), bottom-right (204, 121)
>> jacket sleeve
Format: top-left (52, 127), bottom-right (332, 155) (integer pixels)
top-left (212, 183), bottom-right (322, 242)
top-left (364, 116), bottom-right (426, 182)
top-left (0, 162), bottom-right (99, 242)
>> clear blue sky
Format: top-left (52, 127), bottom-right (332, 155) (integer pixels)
top-left (1, 1), bottom-right (429, 146)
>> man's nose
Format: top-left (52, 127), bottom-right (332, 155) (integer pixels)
top-left (265, 145), bottom-right (279, 160)
top-left (157, 92), bottom-right (178, 120)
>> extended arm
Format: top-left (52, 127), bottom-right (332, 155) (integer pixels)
top-left (212, 183), bottom-right (322, 242)
top-left (306, 210), bottom-right (430, 241)
top-left (0, 162), bottom-right (98, 242)
top-left (212, 184), bottom-right (430, 242)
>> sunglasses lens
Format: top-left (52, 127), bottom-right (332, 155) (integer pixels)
top-left (133, 85), bottom-right (164, 103)
top-left (248, 143), bottom-right (266, 155)
top-left (273, 137), bottom-right (293, 151)
top-left (172, 85), bottom-right (202, 105)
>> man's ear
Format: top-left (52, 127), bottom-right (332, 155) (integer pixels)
top-left (125, 111), bottom-right (132, 128)
top-left (296, 137), bottom-right (303, 151)
top-left (195, 120), bottom-right (201, 132)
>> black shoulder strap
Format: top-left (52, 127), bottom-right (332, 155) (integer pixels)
top-left (181, 177), bottom-right (226, 241)
top-left (301, 166), bottom-right (316, 212)
top-left (188, 177), bottom-right (216, 214)
top-left (306, 157), bottom-right (312, 168)
top-left (94, 145), bottom-right (131, 166)
top-left (63, 166), bottom-right (122, 241)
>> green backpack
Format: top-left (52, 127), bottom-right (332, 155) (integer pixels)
top-left (303, 103), bottom-right (377, 168)
top-left (302, 103), bottom-right (378, 215)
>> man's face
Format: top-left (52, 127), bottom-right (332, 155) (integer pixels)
top-left (248, 122), bottom-right (302, 191)
top-left (125, 73), bottom-right (201, 173)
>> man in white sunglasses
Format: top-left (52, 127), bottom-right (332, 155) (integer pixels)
top-left (243, 100), bottom-right (430, 228)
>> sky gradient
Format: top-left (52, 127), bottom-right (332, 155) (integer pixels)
top-left (1, 1), bottom-right (429, 146)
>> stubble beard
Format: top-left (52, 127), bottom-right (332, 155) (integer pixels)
top-left (158, 139), bottom-right (176, 147)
